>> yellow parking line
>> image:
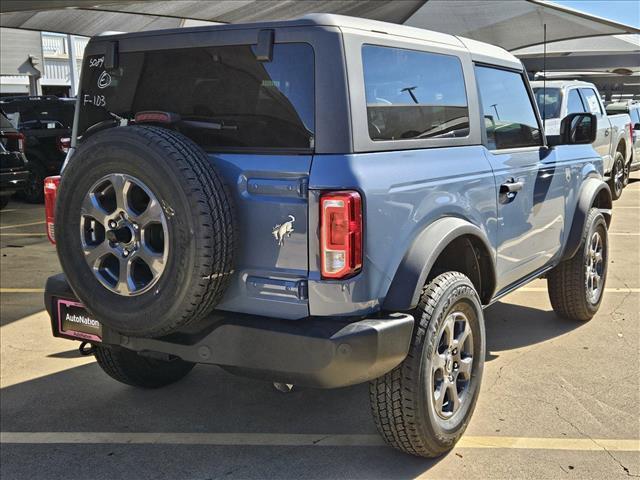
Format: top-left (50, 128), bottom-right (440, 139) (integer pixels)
top-left (0, 221), bottom-right (45, 230)
top-left (0, 432), bottom-right (637, 451)
top-left (0, 288), bottom-right (44, 293)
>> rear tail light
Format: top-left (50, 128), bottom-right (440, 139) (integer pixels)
top-left (57, 136), bottom-right (71, 153)
top-left (320, 191), bottom-right (363, 279)
top-left (3, 132), bottom-right (25, 152)
top-left (44, 176), bottom-right (61, 244)
top-left (17, 132), bottom-right (25, 153)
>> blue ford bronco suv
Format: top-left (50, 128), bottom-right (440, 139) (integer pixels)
top-left (44, 15), bottom-right (612, 457)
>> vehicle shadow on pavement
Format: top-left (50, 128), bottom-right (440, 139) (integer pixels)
top-left (484, 301), bottom-right (583, 360)
top-left (1, 361), bottom-right (443, 479)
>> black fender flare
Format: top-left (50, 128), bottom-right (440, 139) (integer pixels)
top-left (383, 217), bottom-right (496, 311)
top-left (561, 177), bottom-right (612, 261)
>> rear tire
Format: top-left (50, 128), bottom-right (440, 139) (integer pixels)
top-left (547, 208), bottom-right (608, 321)
top-left (94, 345), bottom-right (195, 388)
top-left (369, 272), bottom-right (485, 458)
top-left (608, 151), bottom-right (625, 201)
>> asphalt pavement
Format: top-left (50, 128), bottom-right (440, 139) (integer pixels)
top-left (1, 175), bottom-right (639, 479)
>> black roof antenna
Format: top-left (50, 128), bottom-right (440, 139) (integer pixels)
top-left (543, 23), bottom-right (547, 133)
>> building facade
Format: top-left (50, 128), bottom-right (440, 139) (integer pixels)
top-left (0, 28), bottom-right (88, 97)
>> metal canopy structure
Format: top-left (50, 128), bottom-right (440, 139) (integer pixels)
top-left (1, 0), bottom-right (638, 50)
top-left (404, 0), bottom-right (639, 50)
top-left (514, 34), bottom-right (640, 74)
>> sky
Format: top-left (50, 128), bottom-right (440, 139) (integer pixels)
top-left (551, 0), bottom-right (640, 29)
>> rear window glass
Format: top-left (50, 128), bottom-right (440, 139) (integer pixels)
top-left (532, 87), bottom-right (562, 119)
top-left (362, 45), bottom-right (469, 141)
top-left (79, 43), bottom-right (314, 151)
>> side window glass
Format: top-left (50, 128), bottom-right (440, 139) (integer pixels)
top-left (580, 89), bottom-right (602, 115)
top-left (362, 45), bottom-right (469, 141)
top-left (475, 66), bottom-right (542, 150)
top-left (567, 89), bottom-right (586, 114)
top-left (632, 109), bottom-right (640, 124)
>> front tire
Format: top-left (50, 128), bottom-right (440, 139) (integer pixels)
top-left (547, 208), bottom-right (608, 321)
top-left (369, 272), bottom-right (485, 457)
top-left (94, 345), bottom-right (195, 388)
top-left (608, 151), bottom-right (625, 201)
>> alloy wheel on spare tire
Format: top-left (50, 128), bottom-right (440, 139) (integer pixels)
top-left (56, 126), bottom-right (236, 337)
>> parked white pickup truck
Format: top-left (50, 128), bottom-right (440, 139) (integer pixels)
top-left (532, 80), bottom-right (632, 199)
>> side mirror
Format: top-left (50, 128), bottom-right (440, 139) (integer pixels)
top-left (559, 113), bottom-right (597, 145)
top-left (634, 122), bottom-right (640, 131)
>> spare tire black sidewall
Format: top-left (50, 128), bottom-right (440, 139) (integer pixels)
top-left (56, 127), bottom-right (231, 336)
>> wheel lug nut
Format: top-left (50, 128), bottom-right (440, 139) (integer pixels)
top-left (123, 249), bottom-right (129, 257)
top-left (453, 362), bottom-right (458, 369)
top-left (109, 220), bottom-right (117, 229)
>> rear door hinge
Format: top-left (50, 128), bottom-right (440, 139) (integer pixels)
top-left (298, 178), bottom-right (309, 198)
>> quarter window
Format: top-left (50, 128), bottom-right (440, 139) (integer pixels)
top-left (579, 88), bottom-right (602, 115)
top-left (362, 45), bottom-right (469, 141)
top-left (475, 66), bottom-right (542, 150)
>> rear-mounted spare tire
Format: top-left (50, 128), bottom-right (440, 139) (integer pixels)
top-left (56, 126), bottom-right (236, 337)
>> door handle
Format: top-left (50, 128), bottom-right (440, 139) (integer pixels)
top-left (500, 179), bottom-right (524, 194)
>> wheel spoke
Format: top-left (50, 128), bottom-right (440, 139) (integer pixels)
top-left (132, 198), bottom-right (163, 227)
top-left (435, 384), bottom-right (448, 413)
top-left (432, 352), bottom-right (446, 371)
top-left (457, 319), bottom-right (472, 349)
top-left (80, 193), bottom-right (109, 225)
top-left (443, 315), bottom-right (455, 349)
top-left (458, 357), bottom-right (473, 378)
top-left (137, 246), bottom-right (165, 278)
top-left (449, 385), bottom-right (461, 413)
top-left (83, 241), bottom-right (111, 267)
top-left (110, 174), bottom-right (133, 214)
top-left (116, 257), bottom-right (133, 295)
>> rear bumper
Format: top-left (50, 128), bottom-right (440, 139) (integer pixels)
top-left (44, 274), bottom-right (414, 388)
top-left (0, 168), bottom-right (29, 194)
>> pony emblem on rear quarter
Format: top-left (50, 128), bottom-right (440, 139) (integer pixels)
top-left (272, 215), bottom-right (295, 246)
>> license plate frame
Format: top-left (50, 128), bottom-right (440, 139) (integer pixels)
top-left (55, 298), bottom-right (103, 342)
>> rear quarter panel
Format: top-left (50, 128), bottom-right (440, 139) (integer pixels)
top-left (308, 147), bottom-right (498, 316)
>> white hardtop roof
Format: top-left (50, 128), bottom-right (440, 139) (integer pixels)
top-left (302, 14), bottom-right (523, 69)
top-left (530, 79), bottom-right (596, 89)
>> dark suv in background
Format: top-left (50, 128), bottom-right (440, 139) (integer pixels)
top-left (0, 112), bottom-right (29, 210)
top-left (0, 95), bottom-right (74, 203)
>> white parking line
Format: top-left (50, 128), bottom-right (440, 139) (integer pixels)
top-left (1, 432), bottom-right (638, 452)
top-left (0, 221), bottom-right (45, 230)
top-left (609, 232), bottom-right (640, 236)
top-left (0, 233), bottom-right (47, 237)
top-left (518, 287), bottom-right (640, 293)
